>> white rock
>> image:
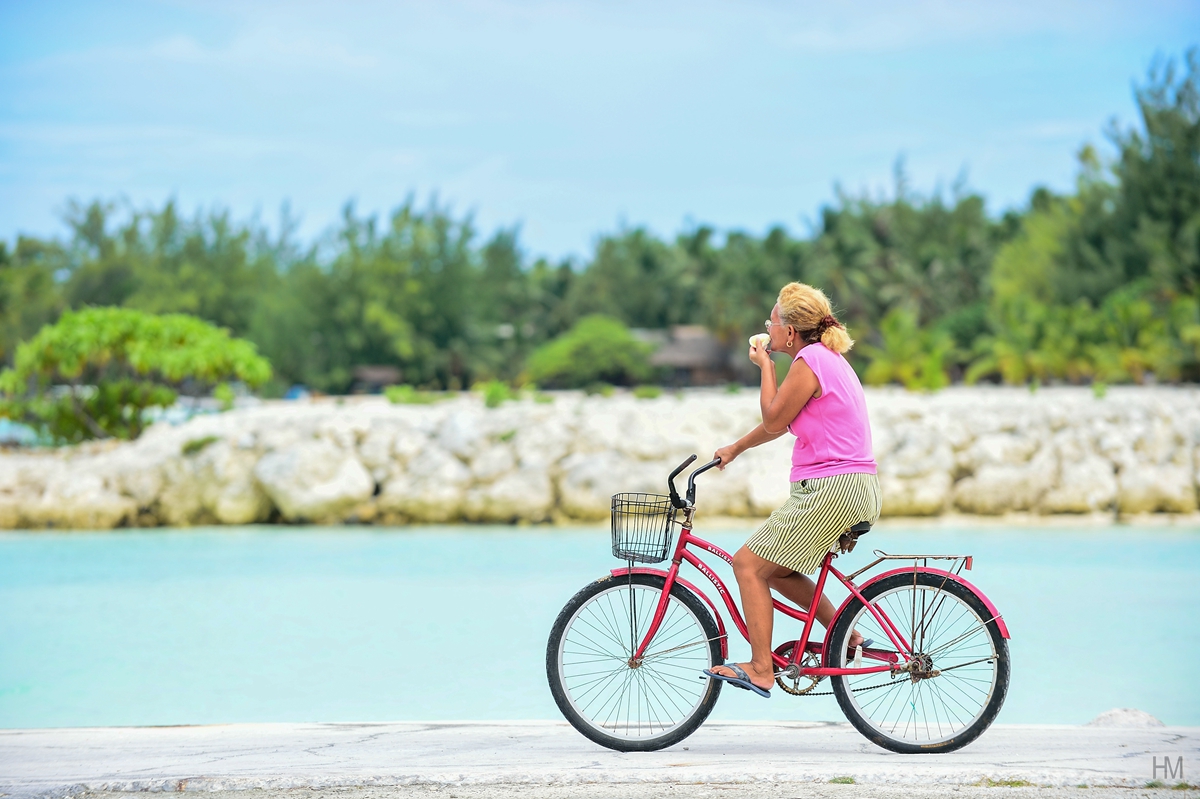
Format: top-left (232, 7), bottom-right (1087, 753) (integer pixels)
top-left (471, 444), bottom-right (516, 483)
top-left (511, 416), bottom-right (572, 471)
top-left (954, 446), bottom-right (1057, 514)
top-left (357, 421), bottom-right (400, 483)
top-left (558, 451), bottom-right (664, 520)
top-left (392, 430), bottom-right (427, 464)
top-left (377, 445), bottom-right (470, 522)
top-left (100, 445), bottom-right (168, 508)
top-left (438, 411), bottom-right (486, 461)
top-left (0, 453), bottom-right (56, 486)
top-left (735, 444), bottom-right (793, 516)
top-left (463, 466), bottom-right (554, 522)
top-left (199, 442), bottom-right (273, 524)
top-left (156, 457), bottom-right (207, 524)
top-left (1040, 455), bottom-right (1116, 514)
top-left (958, 432), bottom-right (1040, 474)
top-left (253, 439), bottom-right (374, 521)
top-left (881, 472), bottom-right (953, 516)
top-left (24, 469), bottom-right (136, 529)
top-left (0, 495), bottom-right (22, 528)
top-left (877, 425), bottom-right (955, 516)
top-left (317, 416), bottom-right (369, 450)
top-left (2, 387), bottom-right (1200, 528)
top-left (1085, 708), bottom-right (1164, 728)
top-left (1117, 463), bottom-right (1198, 514)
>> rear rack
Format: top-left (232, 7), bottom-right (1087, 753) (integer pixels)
top-left (846, 550), bottom-right (973, 582)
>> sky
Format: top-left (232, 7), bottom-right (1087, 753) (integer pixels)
top-left (1, 1), bottom-right (1198, 260)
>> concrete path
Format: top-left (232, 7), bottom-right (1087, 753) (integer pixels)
top-left (1, 721), bottom-right (1197, 797)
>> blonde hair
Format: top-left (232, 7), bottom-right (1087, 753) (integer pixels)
top-left (777, 282), bottom-right (854, 354)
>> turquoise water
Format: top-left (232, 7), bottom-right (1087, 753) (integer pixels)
top-left (1, 525), bottom-right (1197, 729)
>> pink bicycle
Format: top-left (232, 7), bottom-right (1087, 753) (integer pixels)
top-left (547, 455), bottom-right (1011, 753)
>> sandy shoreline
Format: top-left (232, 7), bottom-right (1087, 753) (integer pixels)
top-left (3, 721), bottom-right (1197, 798)
top-left (76, 784), bottom-right (1200, 799)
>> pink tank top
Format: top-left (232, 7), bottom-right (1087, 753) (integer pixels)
top-left (786, 343), bottom-right (877, 481)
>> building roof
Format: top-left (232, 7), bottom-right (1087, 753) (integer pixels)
top-left (648, 326), bottom-right (726, 369)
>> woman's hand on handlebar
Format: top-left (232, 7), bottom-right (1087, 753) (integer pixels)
top-left (713, 444), bottom-right (739, 470)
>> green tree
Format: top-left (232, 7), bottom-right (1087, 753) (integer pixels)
top-left (971, 50), bottom-right (1200, 384)
top-left (860, 308), bottom-right (952, 390)
top-left (525, 315), bottom-right (654, 388)
top-left (565, 227), bottom-right (697, 329)
top-left (688, 225), bottom-right (809, 348)
top-left (0, 237), bottom-right (65, 364)
top-left (1107, 48), bottom-right (1200, 296)
top-left (60, 199), bottom-right (279, 336)
top-left (0, 308), bottom-right (271, 443)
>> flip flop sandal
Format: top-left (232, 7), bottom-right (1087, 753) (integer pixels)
top-left (848, 638), bottom-right (874, 668)
top-left (702, 663), bottom-right (771, 698)
top-left (846, 637), bottom-right (874, 660)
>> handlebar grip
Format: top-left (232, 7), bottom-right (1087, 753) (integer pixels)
top-left (685, 458), bottom-right (723, 505)
top-left (667, 454), bottom-right (697, 509)
top-left (668, 454), bottom-right (697, 481)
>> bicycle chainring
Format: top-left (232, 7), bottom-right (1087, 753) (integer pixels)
top-left (773, 643), bottom-right (822, 696)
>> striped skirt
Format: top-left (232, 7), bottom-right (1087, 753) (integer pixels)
top-left (745, 472), bottom-right (882, 575)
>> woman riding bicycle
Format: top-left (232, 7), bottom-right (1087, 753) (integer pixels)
top-left (707, 282), bottom-right (882, 697)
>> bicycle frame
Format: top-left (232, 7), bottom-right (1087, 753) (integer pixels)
top-left (613, 523), bottom-right (932, 679)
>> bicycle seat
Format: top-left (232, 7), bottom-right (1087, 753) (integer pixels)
top-left (836, 521), bottom-right (872, 554)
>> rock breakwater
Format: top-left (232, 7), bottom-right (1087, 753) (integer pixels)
top-left (0, 386), bottom-right (1197, 529)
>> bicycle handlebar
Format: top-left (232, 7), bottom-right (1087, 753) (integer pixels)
top-left (666, 454), bottom-right (722, 509)
top-left (686, 458), bottom-right (722, 506)
top-left (667, 455), bottom-right (696, 509)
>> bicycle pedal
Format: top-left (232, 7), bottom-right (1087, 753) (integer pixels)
top-left (853, 645), bottom-right (863, 668)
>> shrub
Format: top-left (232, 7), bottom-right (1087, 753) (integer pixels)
top-left (632, 384), bottom-right (662, 399)
top-left (0, 308), bottom-right (270, 443)
top-left (181, 435), bottom-right (219, 456)
top-left (384, 385), bottom-right (444, 405)
top-left (474, 379), bottom-right (516, 408)
top-left (525, 315), bottom-right (653, 388)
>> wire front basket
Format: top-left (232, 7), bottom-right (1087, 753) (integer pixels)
top-left (611, 492), bottom-right (677, 564)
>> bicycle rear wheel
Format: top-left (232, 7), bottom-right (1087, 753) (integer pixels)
top-left (829, 571), bottom-right (1009, 754)
top-left (546, 572), bottom-right (723, 752)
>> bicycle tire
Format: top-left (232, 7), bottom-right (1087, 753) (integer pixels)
top-left (546, 572), bottom-right (723, 752)
top-left (829, 571), bottom-right (1010, 754)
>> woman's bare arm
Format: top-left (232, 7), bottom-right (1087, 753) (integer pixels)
top-left (713, 423), bottom-right (789, 469)
top-left (715, 345), bottom-right (821, 469)
top-left (758, 354), bottom-right (820, 433)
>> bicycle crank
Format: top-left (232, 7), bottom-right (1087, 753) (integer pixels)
top-left (773, 642), bottom-right (822, 696)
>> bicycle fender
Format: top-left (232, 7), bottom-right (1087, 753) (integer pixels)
top-left (608, 567), bottom-right (729, 659)
top-left (831, 567), bottom-right (1010, 640)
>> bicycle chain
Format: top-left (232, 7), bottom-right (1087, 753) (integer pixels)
top-left (779, 677), bottom-right (902, 697)
top-left (772, 646), bottom-right (902, 697)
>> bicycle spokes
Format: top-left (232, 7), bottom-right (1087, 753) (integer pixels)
top-left (839, 583), bottom-right (1002, 746)
top-left (556, 581), bottom-right (716, 742)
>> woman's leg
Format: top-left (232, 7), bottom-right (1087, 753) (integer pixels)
top-left (709, 545), bottom-right (786, 690)
top-left (768, 571), bottom-right (866, 648)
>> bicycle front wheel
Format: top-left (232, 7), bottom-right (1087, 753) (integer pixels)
top-left (546, 572), bottom-right (723, 752)
top-left (829, 571), bottom-right (1010, 754)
